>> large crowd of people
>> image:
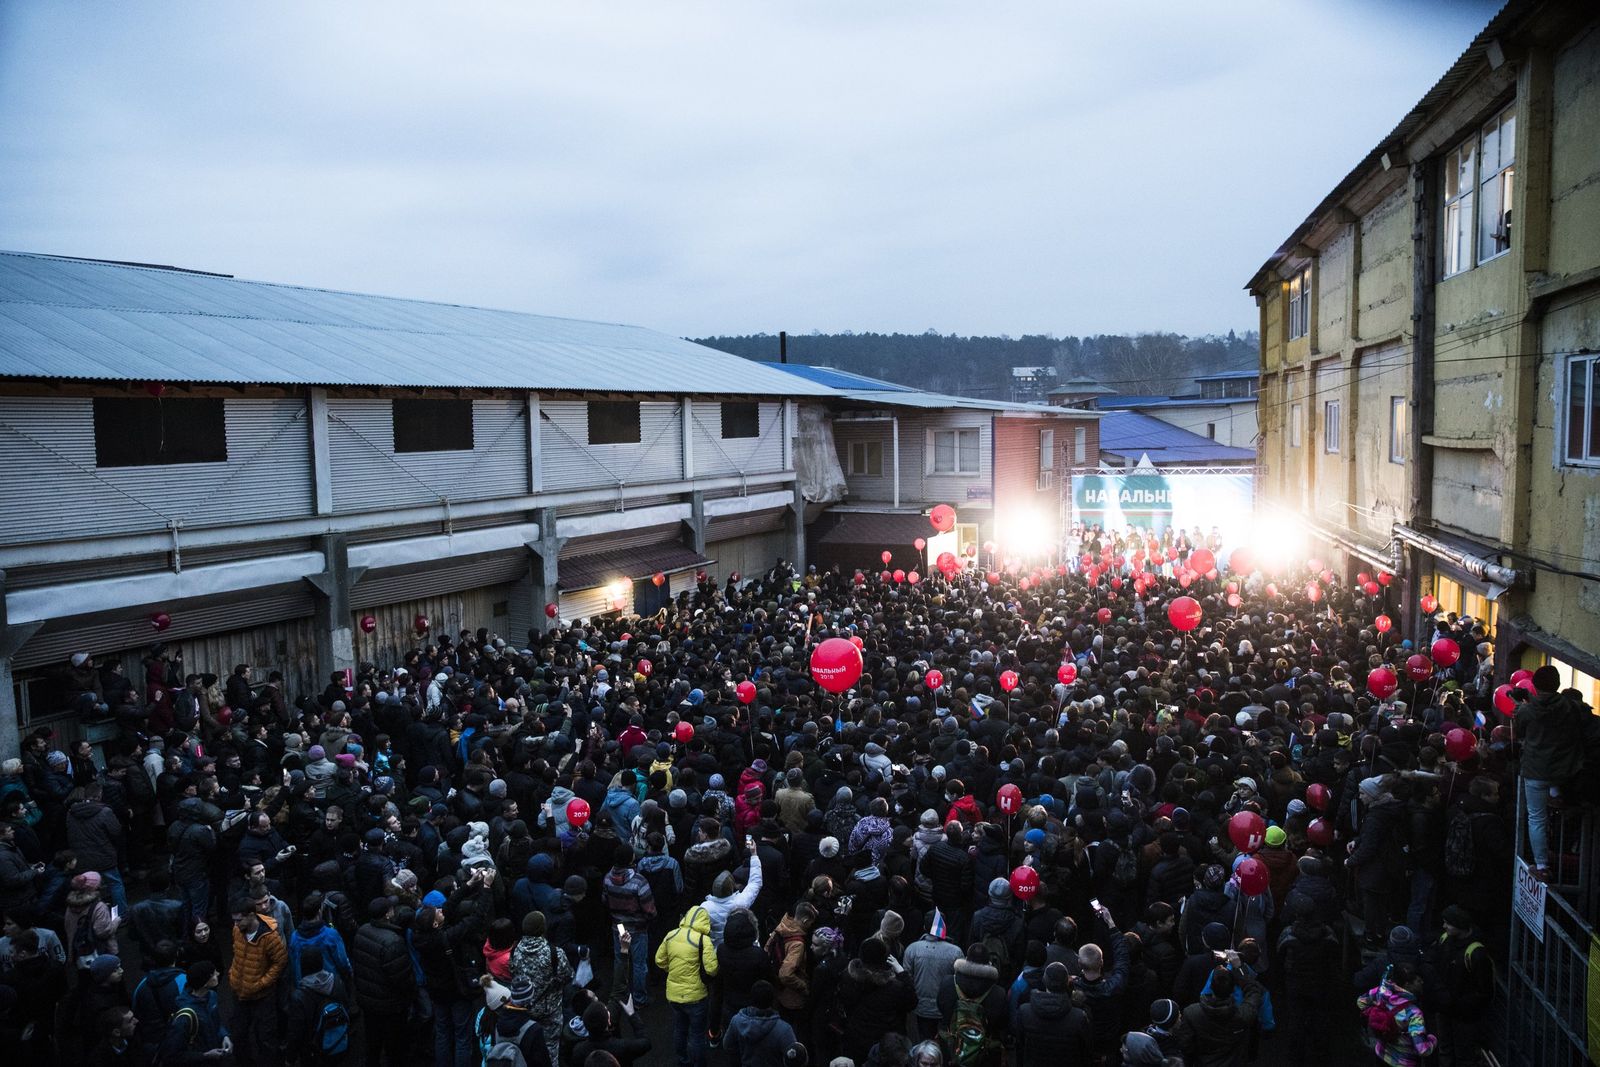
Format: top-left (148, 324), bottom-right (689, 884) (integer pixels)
top-left (1, 522), bottom-right (1592, 1067)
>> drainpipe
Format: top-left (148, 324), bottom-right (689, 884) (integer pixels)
top-left (1392, 523), bottom-right (1521, 600)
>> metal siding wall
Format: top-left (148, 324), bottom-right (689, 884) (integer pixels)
top-left (328, 397), bottom-right (529, 513)
top-left (350, 552), bottom-right (530, 609)
top-left (351, 584), bottom-right (517, 672)
top-left (832, 420), bottom-right (895, 502)
top-left (704, 508), bottom-right (785, 542)
top-left (703, 529), bottom-right (787, 584)
top-left (560, 523), bottom-right (681, 559)
top-left (558, 585), bottom-right (617, 623)
top-left (692, 402), bottom-right (784, 477)
top-left (180, 616), bottom-right (323, 703)
top-left (915, 412), bottom-right (988, 506)
top-left (0, 396), bottom-right (314, 544)
top-left (539, 400), bottom-right (683, 491)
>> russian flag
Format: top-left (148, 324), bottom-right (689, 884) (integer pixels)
top-left (930, 908), bottom-right (948, 940)
top-left (1475, 709), bottom-right (1487, 728)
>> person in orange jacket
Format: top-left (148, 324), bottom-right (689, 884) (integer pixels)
top-left (229, 897), bottom-right (288, 1066)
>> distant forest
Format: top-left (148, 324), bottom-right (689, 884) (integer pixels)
top-left (692, 330), bottom-right (1259, 399)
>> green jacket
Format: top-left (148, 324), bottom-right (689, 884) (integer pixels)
top-left (1519, 691), bottom-right (1585, 782)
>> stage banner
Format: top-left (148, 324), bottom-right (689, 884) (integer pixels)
top-left (1070, 471), bottom-right (1254, 543)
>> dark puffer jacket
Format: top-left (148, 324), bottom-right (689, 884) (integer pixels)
top-left (837, 958), bottom-right (916, 1060)
top-left (65, 799), bottom-right (123, 872)
top-left (351, 920), bottom-right (413, 1015)
top-left (1014, 987), bottom-right (1091, 1067)
top-left (1174, 971), bottom-right (1264, 1067)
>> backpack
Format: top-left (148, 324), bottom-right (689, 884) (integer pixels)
top-left (941, 983), bottom-right (996, 1067)
top-left (1362, 997), bottom-right (1401, 1039)
top-left (1443, 808), bottom-right (1478, 878)
top-left (977, 931), bottom-right (1011, 977)
top-left (767, 929), bottom-right (805, 973)
top-left (312, 996), bottom-right (351, 1056)
top-left (1111, 839), bottom-right (1140, 888)
top-left (485, 1018), bottom-right (540, 1067)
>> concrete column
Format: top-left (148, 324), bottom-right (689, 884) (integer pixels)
top-left (891, 415), bottom-right (901, 508)
top-left (528, 392), bottom-right (544, 494)
top-left (684, 491), bottom-right (707, 555)
top-left (786, 482), bottom-right (806, 573)
top-left (303, 535), bottom-right (365, 678)
top-left (0, 571), bottom-right (43, 761)
top-left (681, 398), bottom-right (695, 480)
top-left (309, 388), bottom-right (333, 515)
top-left (527, 507), bottom-right (567, 632)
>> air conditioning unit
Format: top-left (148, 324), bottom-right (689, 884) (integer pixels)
top-left (1037, 469), bottom-right (1054, 491)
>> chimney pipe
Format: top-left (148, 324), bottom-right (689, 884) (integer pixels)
top-left (779, 330), bottom-right (787, 364)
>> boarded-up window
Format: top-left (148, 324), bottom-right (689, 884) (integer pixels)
top-left (393, 398), bottom-right (473, 453)
top-left (588, 401), bottom-right (641, 445)
top-left (94, 397), bottom-right (227, 467)
top-left (721, 402), bottom-right (760, 439)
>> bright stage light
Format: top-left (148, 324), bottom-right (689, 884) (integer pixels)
top-left (1250, 512), bottom-right (1305, 573)
top-left (996, 506), bottom-right (1054, 558)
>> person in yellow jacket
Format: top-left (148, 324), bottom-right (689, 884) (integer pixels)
top-left (655, 903), bottom-right (719, 1067)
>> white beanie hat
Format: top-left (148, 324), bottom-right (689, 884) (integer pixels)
top-left (819, 836), bottom-right (840, 858)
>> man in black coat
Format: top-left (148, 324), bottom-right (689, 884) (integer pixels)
top-left (1014, 961), bottom-right (1091, 1067)
top-left (919, 823), bottom-right (975, 947)
top-left (352, 898), bottom-right (413, 1067)
top-left (1174, 960), bottom-right (1264, 1067)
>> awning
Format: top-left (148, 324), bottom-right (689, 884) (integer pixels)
top-left (810, 510), bottom-right (934, 546)
top-left (559, 542), bottom-right (711, 591)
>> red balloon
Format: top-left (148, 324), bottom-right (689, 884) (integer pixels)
top-left (638, 659), bottom-right (654, 677)
top-left (1374, 615), bottom-right (1392, 633)
top-left (1235, 856), bottom-right (1270, 897)
top-left (565, 797), bottom-right (591, 828)
top-left (882, 550), bottom-right (893, 565)
top-left (893, 569), bottom-right (906, 584)
top-left (1110, 576), bottom-right (1123, 590)
top-left (1179, 573), bottom-right (1192, 589)
top-left (997, 783), bottom-right (1023, 815)
top-left (1357, 572), bottom-right (1371, 586)
top-left (913, 537), bottom-right (927, 552)
top-left (674, 721), bottom-right (694, 743)
top-left (651, 571), bottom-right (665, 587)
top-left (1493, 683), bottom-right (1517, 715)
top-left (1166, 546), bottom-right (1180, 562)
top-left (696, 569), bottom-right (708, 582)
top-left (1265, 583), bottom-right (1278, 597)
top-left (1320, 569), bottom-right (1335, 585)
top-left (1405, 654), bottom-right (1433, 682)
top-left (1096, 607), bottom-right (1112, 625)
top-left (925, 669), bottom-right (944, 690)
top-left (849, 635), bottom-right (864, 649)
top-left (907, 570), bottom-right (921, 585)
top-left (1367, 666), bottom-right (1399, 699)
top-left (853, 571), bottom-right (866, 585)
top-left (1229, 548), bottom-right (1255, 575)
top-left (1189, 548), bottom-right (1215, 574)
top-left (880, 570), bottom-right (892, 582)
top-left (360, 614), bottom-right (377, 633)
top-left (1228, 810), bottom-right (1266, 853)
top-left (1306, 818), bottom-right (1334, 848)
top-left (1227, 593), bottom-right (1242, 608)
top-left (1008, 864), bottom-right (1040, 900)
top-left (144, 381), bottom-right (167, 398)
top-left (984, 540), bottom-right (997, 555)
top-left (149, 611), bottom-right (171, 632)
top-left (1420, 594), bottom-right (1439, 614)
top-left (1205, 568), bottom-right (1219, 581)
top-left (1305, 783), bottom-right (1330, 812)
top-left (545, 602), bottom-right (559, 619)
top-left (1305, 582), bottom-right (1323, 603)
top-left (413, 614), bottom-right (430, 634)
top-left (1363, 581), bottom-right (1381, 597)
top-left (1378, 571), bottom-right (1393, 586)
top-left (1167, 596), bottom-right (1203, 632)
top-left (736, 680), bottom-right (757, 704)
top-left (1444, 728), bottom-right (1475, 761)
top-left (964, 544), bottom-right (977, 557)
top-left (1431, 638), bottom-right (1460, 667)
top-left (810, 637), bottom-right (864, 694)
top-left (1307, 558), bottom-right (1323, 573)
top-left (999, 669), bottom-right (1019, 692)
top-left (1509, 668), bottom-right (1534, 690)
top-left (929, 504), bottom-right (956, 532)
top-left (1057, 662), bottom-right (1077, 685)
top-left (936, 551), bottom-right (958, 572)
top-left (985, 572), bottom-right (1001, 586)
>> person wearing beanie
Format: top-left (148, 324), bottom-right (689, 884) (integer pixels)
top-left (77, 952), bottom-right (127, 1036)
top-left (1173, 958), bottom-right (1264, 1065)
top-left (724, 979), bottom-right (798, 1066)
top-left (1173, 921), bottom-right (1231, 1006)
top-left (601, 844), bottom-right (657, 1006)
top-left (1178, 866), bottom-right (1233, 955)
top-left (1430, 905), bottom-right (1493, 1064)
top-left (920, 823), bottom-right (976, 948)
top-left (492, 975), bottom-right (552, 1067)
top-left (968, 877), bottom-right (1024, 979)
top-left (163, 960), bottom-right (228, 1062)
top-left (837, 935), bottom-right (915, 1063)
top-left (700, 839), bottom-right (764, 949)
top-left (1145, 997), bottom-right (1182, 1057)
top-left (775, 769), bottom-right (816, 834)
top-left (568, 948), bottom-right (654, 1067)
top-left (352, 895), bottom-right (412, 1066)
top-left (1284, 855), bottom-right (1339, 927)
top-left (510, 910), bottom-right (572, 1065)
top-left (64, 870), bottom-right (119, 969)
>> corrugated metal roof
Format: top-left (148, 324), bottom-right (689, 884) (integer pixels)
top-left (809, 510), bottom-right (934, 546)
top-left (769, 364), bottom-right (914, 392)
top-left (1100, 395), bottom-right (1256, 410)
top-left (558, 542), bottom-right (710, 591)
top-left (1097, 411), bottom-right (1256, 463)
top-left (767, 363), bottom-right (1098, 415)
top-left (0, 251), bottom-right (834, 396)
top-left (1193, 369), bottom-right (1259, 381)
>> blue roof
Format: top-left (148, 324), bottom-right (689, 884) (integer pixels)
top-left (764, 363), bottom-right (914, 392)
top-left (1100, 394), bottom-right (1256, 410)
top-left (1193, 369), bottom-right (1259, 380)
top-left (1097, 411), bottom-right (1255, 463)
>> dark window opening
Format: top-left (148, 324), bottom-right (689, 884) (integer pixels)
top-left (94, 397), bottom-right (227, 467)
top-left (588, 401), bottom-right (641, 444)
top-left (721, 401), bottom-right (760, 439)
top-left (393, 398), bottom-right (473, 453)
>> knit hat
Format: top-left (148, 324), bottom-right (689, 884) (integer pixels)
top-left (783, 1043), bottom-right (809, 1067)
top-left (461, 835), bottom-right (493, 867)
top-left (1201, 864), bottom-right (1227, 890)
top-left (480, 976), bottom-right (511, 1011)
top-left (860, 938), bottom-right (888, 967)
top-left (72, 871), bottom-right (102, 891)
top-left (1201, 922), bottom-right (1231, 951)
top-left (1264, 826), bottom-right (1287, 847)
top-left (1441, 905), bottom-right (1473, 931)
top-left (1121, 1032), bottom-right (1165, 1065)
top-left (522, 911), bottom-right (547, 938)
top-left (669, 788), bottom-right (688, 809)
top-left (308, 745), bottom-right (326, 761)
top-left (1286, 798), bottom-right (1307, 817)
top-left (1150, 998), bottom-right (1179, 1026)
top-left (1388, 925), bottom-right (1419, 953)
top-left (879, 910), bottom-right (905, 940)
top-left (488, 779), bottom-right (508, 798)
top-left (390, 869), bottom-right (418, 892)
top-left (709, 774), bottom-right (725, 789)
top-left (422, 891), bottom-right (447, 908)
top-left (1359, 776), bottom-right (1384, 803)
top-left (987, 877), bottom-right (1011, 904)
top-left (334, 753), bottom-right (356, 770)
top-left (712, 871), bottom-right (737, 898)
top-left (819, 836), bottom-right (839, 858)
top-left (508, 976), bottom-right (536, 1009)
top-left (89, 954), bottom-right (122, 982)
top-left (919, 809), bottom-right (940, 829)
top-left (46, 750), bottom-right (69, 770)
top-left (71, 652), bottom-right (89, 667)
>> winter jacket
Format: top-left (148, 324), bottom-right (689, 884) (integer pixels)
top-left (285, 969), bottom-right (351, 1060)
top-left (847, 816), bottom-right (894, 866)
top-left (601, 866), bottom-right (657, 931)
top-left (774, 785), bottom-right (815, 833)
top-left (1174, 970), bottom-right (1263, 1067)
top-left (601, 786), bottom-right (641, 840)
top-left (66, 800), bottom-right (123, 872)
top-left (1351, 796), bottom-right (1407, 891)
top-left (0, 840), bottom-right (38, 911)
top-left (1519, 690), bottom-right (1586, 782)
top-left (161, 988), bottom-right (227, 1065)
top-left (288, 919), bottom-right (353, 983)
top-left (839, 957), bottom-right (917, 1060)
top-left (352, 920), bottom-right (413, 1014)
top-left (724, 1006), bottom-right (797, 1067)
top-left (1276, 921), bottom-right (1339, 997)
top-left (1179, 887), bottom-right (1232, 953)
top-left (766, 914), bottom-right (811, 1012)
top-left (229, 916), bottom-right (288, 1002)
top-left (921, 839), bottom-right (975, 914)
top-left (1356, 976), bottom-right (1436, 1067)
top-left (654, 905), bottom-right (719, 1004)
top-left (509, 935), bottom-right (572, 1017)
top-left (1013, 987), bottom-right (1092, 1067)
top-left (166, 800), bottom-right (219, 883)
top-left (682, 837), bottom-right (735, 902)
top-left (901, 933), bottom-right (963, 1019)
top-left (699, 853), bottom-right (763, 947)
top-left (1146, 854), bottom-right (1195, 909)
top-left (131, 965), bottom-right (185, 1057)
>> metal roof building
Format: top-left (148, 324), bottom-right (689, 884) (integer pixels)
top-left (1097, 411), bottom-right (1255, 466)
top-left (0, 251), bottom-right (833, 397)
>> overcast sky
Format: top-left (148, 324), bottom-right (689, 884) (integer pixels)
top-left (0, 1), bottom-right (1500, 339)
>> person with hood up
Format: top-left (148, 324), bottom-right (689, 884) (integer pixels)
top-left (838, 936), bottom-right (917, 1064)
top-left (603, 770), bottom-right (643, 841)
top-left (66, 782), bottom-right (128, 908)
top-left (967, 877), bottom-right (1024, 981)
top-left (285, 944), bottom-right (352, 1066)
top-left (724, 980), bottom-right (797, 1067)
top-left (511, 852), bottom-right (563, 919)
top-left (601, 844), bottom-right (657, 1006)
top-left (1013, 961), bottom-right (1090, 1067)
top-left (701, 841), bottom-right (763, 948)
top-left (682, 817), bottom-right (736, 903)
top-left (537, 780), bottom-right (577, 838)
top-left (847, 797), bottom-right (895, 867)
top-left (734, 782), bottom-right (765, 838)
top-left (1356, 961), bottom-right (1436, 1067)
top-left (943, 780), bottom-right (981, 828)
top-left (716, 907), bottom-right (775, 1037)
top-left (166, 796), bottom-right (219, 928)
top-left (1173, 956), bottom-right (1264, 1067)
top-left (655, 903), bottom-right (720, 1067)
top-left (1118, 1030), bottom-right (1166, 1066)
top-left (823, 786), bottom-right (859, 843)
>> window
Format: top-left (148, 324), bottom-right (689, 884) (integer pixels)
top-left (1324, 400), bottom-right (1341, 453)
top-left (1443, 103), bottom-right (1516, 276)
top-left (848, 440), bottom-right (883, 477)
top-left (1225, 378), bottom-right (1257, 398)
top-left (1287, 268), bottom-right (1311, 340)
top-left (1038, 429), bottom-right (1055, 470)
top-left (94, 397), bottom-right (227, 467)
top-left (587, 400), bottom-right (640, 445)
top-left (1390, 396), bottom-right (1406, 464)
top-left (1073, 426), bottom-right (1087, 464)
top-left (932, 428), bottom-right (980, 474)
top-left (1289, 404), bottom-right (1303, 448)
top-left (1564, 354), bottom-right (1600, 465)
top-left (720, 401), bottom-right (760, 439)
top-left (1205, 423), bottom-right (1217, 440)
top-left (393, 398), bottom-right (473, 453)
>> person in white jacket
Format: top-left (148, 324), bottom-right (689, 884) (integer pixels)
top-left (698, 839), bottom-right (762, 948)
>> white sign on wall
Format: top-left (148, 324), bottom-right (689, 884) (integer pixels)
top-left (1514, 855), bottom-right (1547, 941)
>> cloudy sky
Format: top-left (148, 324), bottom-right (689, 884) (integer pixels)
top-left (0, 1), bottom-right (1500, 339)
